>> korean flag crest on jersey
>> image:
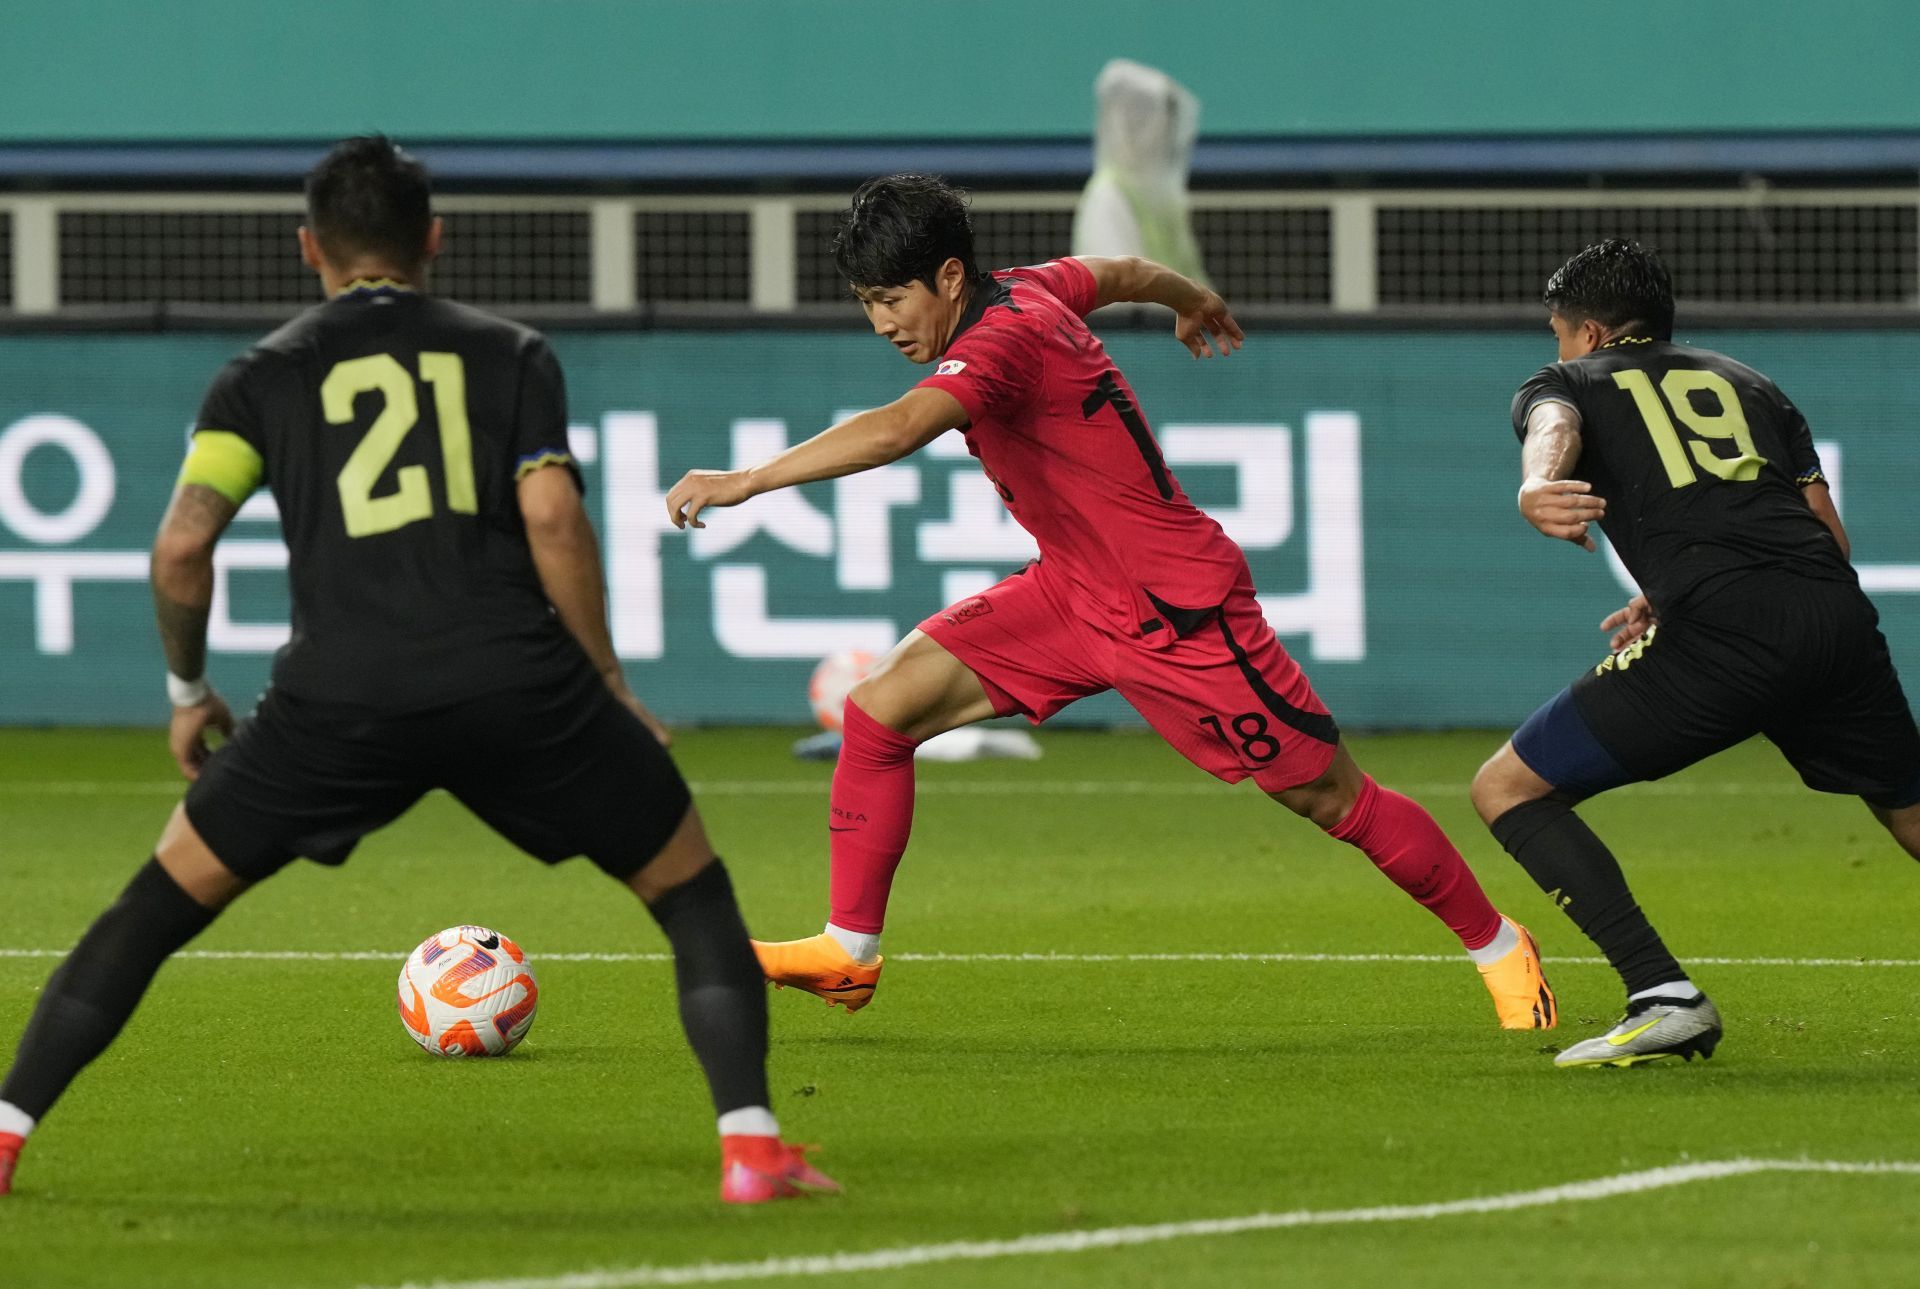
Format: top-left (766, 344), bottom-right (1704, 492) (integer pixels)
top-left (935, 359), bottom-right (967, 375)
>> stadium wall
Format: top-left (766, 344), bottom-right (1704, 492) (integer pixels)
top-left (2, 0), bottom-right (1918, 142)
top-left (1, 324), bottom-right (1915, 729)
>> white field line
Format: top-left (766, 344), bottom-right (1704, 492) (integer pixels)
top-left (0, 778), bottom-right (1793, 798)
top-left (366, 1158), bottom-right (1920, 1289)
top-left (2, 948), bottom-right (1917, 968)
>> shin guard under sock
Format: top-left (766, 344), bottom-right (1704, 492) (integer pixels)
top-left (647, 861), bottom-right (771, 1117)
top-left (1489, 796), bottom-right (1686, 996)
top-left (0, 859), bottom-right (217, 1120)
top-left (826, 702), bottom-right (920, 935)
top-left (1328, 777), bottom-right (1504, 950)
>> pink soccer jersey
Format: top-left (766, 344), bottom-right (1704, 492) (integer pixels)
top-left (916, 258), bottom-right (1251, 643)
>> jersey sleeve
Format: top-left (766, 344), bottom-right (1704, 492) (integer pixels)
top-left (1511, 364), bottom-right (1581, 442)
top-left (1775, 388), bottom-right (1827, 487)
top-left (1004, 258), bottom-right (1100, 317)
top-left (181, 353), bottom-right (268, 504)
top-left (916, 314), bottom-right (1046, 426)
top-left (193, 354), bottom-right (266, 449)
top-left (512, 337), bottom-right (583, 492)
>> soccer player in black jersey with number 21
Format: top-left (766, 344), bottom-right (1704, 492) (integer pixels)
top-left (0, 136), bottom-right (835, 1204)
top-left (1471, 239), bottom-right (1920, 1068)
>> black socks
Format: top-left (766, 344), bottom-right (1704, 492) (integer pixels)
top-left (4, 854), bottom-right (774, 1129)
top-left (1, 859), bottom-right (218, 1120)
top-left (1489, 797), bottom-right (1688, 997)
top-left (646, 860), bottom-right (771, 1117)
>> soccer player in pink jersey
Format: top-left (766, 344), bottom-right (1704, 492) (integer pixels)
top-left (666, 174), bottom-right (1555, 1029)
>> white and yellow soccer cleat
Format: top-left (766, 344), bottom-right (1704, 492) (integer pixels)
top-left (1555, 994), bottom-right (1723, 1068)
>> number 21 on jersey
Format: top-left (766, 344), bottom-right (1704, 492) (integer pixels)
top-left (1610, 368), bottom-right (1766, 489)
top-left (322, 352), bottom-right (476, 538)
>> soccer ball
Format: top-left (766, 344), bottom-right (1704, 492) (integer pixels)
top-left (808, 649), bottom-right (875, 731)
top-left (397, 925), bottom-right (539, 1057)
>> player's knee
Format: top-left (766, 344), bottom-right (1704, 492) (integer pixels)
top-left (845, 645), bottom-right (928, 726)
top-left (626, 803), bottom-right (715, 905)
top-left (1267, 743), bottom-right (1363, 830)
top-left (1468, 758), bottom-right (1506, 825)
top-left (1268, 774), bottom-right (1354, 830)
top-left (1867, 800), bottom-right (1920, 861)
top-left (846, 671), bottom-right (952, 744)
top-left (1294, 787), bottom-right (1351, 830)
top-left (844, 673), bottom-right (894, 725)
top-left (1471, 744), bottom-right (1544, 827)
top-left (154, 805), bottom-right (250, 911)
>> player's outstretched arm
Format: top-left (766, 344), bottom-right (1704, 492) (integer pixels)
top-left (1076, 255), bottom-right (1243, 359)
top-left (1517, 401), bottom-right (1606, 552)
top-left (151, 483), bottom-right (239, 779)
top-left (519, 465), bottom-right (670, 745)
top-left (665, 387), bottom-right (966, 529)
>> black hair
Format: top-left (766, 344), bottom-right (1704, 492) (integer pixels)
top-left (304, 134), bottom-right (433, 268)
top-left (830, 173), bottom-right (978, 291)
top-left (1543, 238), bottom-right (1676, 340)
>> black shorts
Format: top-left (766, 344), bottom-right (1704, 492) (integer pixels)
top-left (1528, 575), bottom-right (1920, 809)
top-left (184, 662), bottom-right (692, 883)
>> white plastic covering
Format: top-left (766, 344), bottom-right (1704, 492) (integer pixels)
top-left (1071, 59), bottom-right (1208, 283)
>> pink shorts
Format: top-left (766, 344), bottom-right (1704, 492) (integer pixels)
top-left (918, 565), bottom-right (1339, 792)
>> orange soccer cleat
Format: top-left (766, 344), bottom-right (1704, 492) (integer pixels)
top-left (1477, 916), bottom-right (1558, 1029)
top-left (720, 1136), bottom-right (842, 1205)
top-left (751, 934), bottom-right (883, 1013)
top-left (0, 1132), bottom-right (22, 1197)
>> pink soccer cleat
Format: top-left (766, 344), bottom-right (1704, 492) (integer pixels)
top-left (719, 1135), bottom-right (841, 1204)
top-left (0, 1132), bottom-right (22, 1197)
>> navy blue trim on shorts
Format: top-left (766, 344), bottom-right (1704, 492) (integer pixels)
top-left (1512, 686), bottom-right (1636, 799)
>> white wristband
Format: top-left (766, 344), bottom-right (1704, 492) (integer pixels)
top-left (167, 673), bottom-right (210, 707)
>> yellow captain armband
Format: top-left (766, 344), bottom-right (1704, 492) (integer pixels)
top-left (514, 450), bottom-right (578, 481)
top-left (177, 430), bottom-right (265, 505)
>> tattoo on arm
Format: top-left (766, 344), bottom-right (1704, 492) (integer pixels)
top-left (152, 484), bottom-right (237, 679)
top-left (167, 482), bottom-right (238, 537)
top-left (1522, 403), bottom-right (1584, 481)
top-left (154, 592), bottom-right (210, 681)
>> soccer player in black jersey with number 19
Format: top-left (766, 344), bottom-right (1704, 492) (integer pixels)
top-left (1472, 239), bottom-right (1920, 1068)
top-left (0, 136), bottom-right (836, 1204)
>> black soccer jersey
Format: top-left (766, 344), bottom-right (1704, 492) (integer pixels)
top-left (194, 283), bottom-right (588, 710)
top-left (1511, 338), bottom-right (1856, 615)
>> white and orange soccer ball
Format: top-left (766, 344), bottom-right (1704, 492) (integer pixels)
top-left (397, 925), bottom-right (539, 1057)
top-left (808, 649), bottom-right (875, 731)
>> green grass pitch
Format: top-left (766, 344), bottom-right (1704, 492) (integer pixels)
top-left (1, 726), bottom-right (1917, 1288)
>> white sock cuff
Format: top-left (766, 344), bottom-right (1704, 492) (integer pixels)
top-left (1465, 918), bottom-right (1521, 966)
top-left (1628, 980), bottom-right (1702, 1003)
top-left (0, 1100), bottom-right (35, 1138)
top-left (718, 1106), bottom-right (780, 1138)
top-left (823, 922), bottom-right (881, 964)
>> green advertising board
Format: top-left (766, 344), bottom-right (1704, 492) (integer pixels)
top-left (1, 324), bottom-right (1916, 730)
